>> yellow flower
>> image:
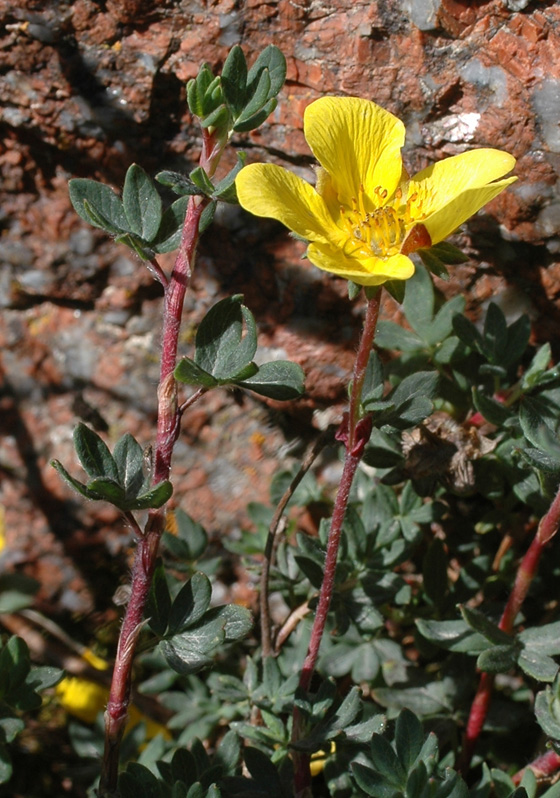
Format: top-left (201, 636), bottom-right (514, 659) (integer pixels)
top-left (235, 96), bottom-right (516, 286)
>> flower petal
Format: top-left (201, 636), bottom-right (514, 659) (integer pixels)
top-left (304, 97), bottom-right (406, 209)
top-left (235, 163), bottom-right (339, 245)
top-left (307, 243), bottom-right (415, 286)
top-left (409, 148), bottom-right (516, 216)
top-left (423, 177), bottom-right (516, 244)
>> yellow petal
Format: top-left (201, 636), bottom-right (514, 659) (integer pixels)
top-left (409, 148), bottom-right (515, 214)
top-left (307, 243), bottom-right (415, 286)
top-left (304, 97), bottom-right (405, 209)
top-left (236, 163), bottom-right (338, 245)
top-left (423, 177), bottom-right (517, 244)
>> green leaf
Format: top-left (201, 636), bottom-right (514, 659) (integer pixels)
top-left (162, 510), bottom-right (208, 561)
top-left (167, 572), bottom-right (213, 636)
top-left (73, 423), bottom-right (119, 481)
top-left (175, 357), bottom-right (218, 388)
top-left (375, 321), bottom-right (423, 353)
top-left (460, 606), bottom-right (513, 646)
top-left (246, 45), bottom-right (286, 99)
top-left (422, 538), bottom-right (448, 607)
top-left (199, 201), bottom-right (216, 234)
top-left (147, 561), bottom-right (172, 637)
top-left (50, 459), bottom-right (93, 501)
top-left (518, 650), bottom-right (559, 682)
top-left (476, 644), bottom-right (518, 673)
top-left (86, 476), bottom-right (127, 506)
top-left (131, 480), bottom-right (173, 510)
top-left (195, 295), bottom-right (257, 381)
top-left (237, 360), bottom-right (305, 400)
top-left (189, 167), bottom-right (215, 196)
top-left (473, 388), bottom-right (511, 426)
top-left (426, 294), bottom-right (466, 346)
top-left (535, 679), bottom-right (560, 740)
top-left (187, 64), bottom-right (216, 117)
top-left (416, 619), bottom-right (489, 654)
top-left (482, 302), bottom-right (508, 363)
top-left (211, 153), bottom-right (247, 203)
top-left (504, 313), bottom-right (531, 368)
top-left (395, 709), bottom-right (424, 772)
top-left (235, 68), bottom-right (271, 124)
top-left (351, 763), bottom-right (395, 798)
top-left (69, 178), bottom-right (129, 234)
top-left (153, 196), bottom-right (189, 254)
top-left (232, 99), bottom-right (277, 134)
top-left (122, 164), bottom-right (162, 242)
top-left (221, 45), bottom-right (248, 116)
top-left (402, 263), bottom-right (435, 338)
top-left (429, 241), bottom-right (470, 265)
top-left (384, 279), bottom-right (406, 304)
top-left (156, 171), bottom-right (205, 197)
top-left (369, 733), bottom-right (406, 787)
top-left (417, 248), bottom-right (450, 280)
top-left (113, 433), bottom-right (145, 499)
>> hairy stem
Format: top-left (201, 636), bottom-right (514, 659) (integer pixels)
top-left (291, 290), bottom-right (381, 798)
top-left (459, 481), bottom-right (560, 773)
top-left (98, 127), bottom-right (223, 795)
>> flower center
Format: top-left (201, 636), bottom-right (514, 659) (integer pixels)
top-left (340, 184), bottom-right (427, 260)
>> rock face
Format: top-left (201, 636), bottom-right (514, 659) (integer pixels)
top-left (1, 0), bottom-right (560, 611)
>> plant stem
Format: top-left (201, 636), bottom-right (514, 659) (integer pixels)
top-left (459, 481), bottom-right (560, 773)
top-left (97, 127), bottom-right (225, 795)
top-left (291, 290), bottom-right (381, 798)
top-left (260, 427), bottom-right (334, 657)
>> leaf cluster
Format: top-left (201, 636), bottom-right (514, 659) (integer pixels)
top-left (175, 295), bottom-right (305, 400)
top-left (51, 423), bottom-right (172, 512)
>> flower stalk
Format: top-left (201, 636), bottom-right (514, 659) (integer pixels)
top-left (291, 290), bottom-right (381, 798)
top-left (459, 481), bottom-right (560, 773)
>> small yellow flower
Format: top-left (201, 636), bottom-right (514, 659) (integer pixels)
top-left (236, 96), bottom-right (516, 286)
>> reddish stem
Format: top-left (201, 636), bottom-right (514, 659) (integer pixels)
top-left (459, 482), bottom-right (560, 773)
top-left (513, 749), bottom-right (560, 785)
top-left (99, 128), bottom-right (221, 797)
top-left (291, 291), bottom-right (381, 798)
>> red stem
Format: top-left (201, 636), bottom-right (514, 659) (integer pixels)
top-left (513, 749), bottom-right (560, 785)
top-left (291, 291), bottom-right (381, 798)
top-left (459, 482), bottom-right (560, 773)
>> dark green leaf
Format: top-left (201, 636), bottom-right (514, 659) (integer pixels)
top-left (50, 459), bottom-right (93, 501)
top-left (384, 279), bottom-right (406, 304)
top-left (113, 433), bottom-right (145, 498)
top-left (477, 644), bottom-right (518, 673)
top-left (369, 733), bottom-right (406, 787)
top-left (518, 650), bottom-right (558, 682)
top-left (422, 538), bottom-right (448, 607)
top-left (153, 196), bottom-right (189, 254)
top-left (130, 480), bottom-right (173, 510)
top-left (237, 360), bottom-right (305, 400)
top-left (375, 321), bottom-right (423, 353)
top-left (221, 45), bottom-right (248, 116)
top-left (189, 167), bottom-right (215, 196)
top-left (86, 476), bottom-right (127, 506)
top-left (199, 201), bottom-right (216, 234)
top-left (235, 68), bottom-right (271, 123)
top-left (482, 302), bottom-right (508, 363)
top-left (175, 357), bottom-right (218, 388)
top-left (156, 171), bottom-right (204, 197)
top-left (232, 99), bottom-right (277, 134)
top-left (351, 763), bottom-right (395, 798)
top-left (429, 241), bottom-right (470, 265)
top-left (163, 509), bottom-right (208, 561)
top-left (473, 388), bottom-right (511, 426)
top-left (402, 263), bottom-right (434, 337)
top-left (504, 313), bottom-right (531, 367)
top-left (417, 248), bottom-right (450, 280)
top-left (395, 709), bottom-right (424, 771)
top-left (460, 606), bottom-right (513, 646)
top-left (416, 619), bottom-right (488, 654)
top-left (69, 178), bottom-right (129, 234)
top-left (147, 561), bottom-right (172, 637)
top-left (168, 572), bottom-right (213, 636)
top-left (246, 45), bottom-right (286, 99)
top-left (73, 423), bottom-right (119, 481)
top-left (122, 164), bottom-right (162, 242)
top-left (212, 153), bottom-right (247, 203)
top-left (195, 295), bottom-right (257, 381)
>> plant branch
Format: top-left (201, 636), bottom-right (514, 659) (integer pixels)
top-left (291, 290), bottom-right (381, 798)
top-left (260, 427), bottom-right (334, 657)
top-left (459, 481), bottom-right (560, 773)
